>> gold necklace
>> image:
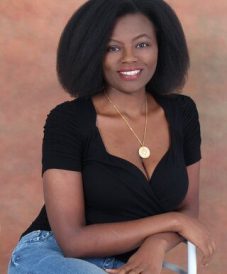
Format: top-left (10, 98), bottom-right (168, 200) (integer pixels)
top-left (105, 93), bottom-right (151, 159)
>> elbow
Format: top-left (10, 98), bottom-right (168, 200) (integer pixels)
top-left (61, 234), bottom-right (98, 259)
top-left (61, 241), bottom-right (86, 259)
top-left (61, 244), bottom-right (78, 258)
top-left (57, 232), bottom-right (86, 258)
top-left (61, 243), bottom-right (84, 258)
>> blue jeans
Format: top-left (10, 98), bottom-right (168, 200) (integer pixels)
top-left (8, 230), bottom-right (125, 274)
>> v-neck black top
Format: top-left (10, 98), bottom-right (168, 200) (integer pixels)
top-left (22, 93), bottom-right (201, 261)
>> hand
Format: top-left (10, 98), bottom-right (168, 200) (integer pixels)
top-left (105, 236), bottom-right (166, 274)
top-left (177, 214), bottom-right (216, 266)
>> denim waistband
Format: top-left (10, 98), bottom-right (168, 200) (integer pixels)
top-left (19, 230), bottom-right (53, 244)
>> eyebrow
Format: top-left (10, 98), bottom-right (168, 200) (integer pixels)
top-left (109, 33), bottom-right (152, 43)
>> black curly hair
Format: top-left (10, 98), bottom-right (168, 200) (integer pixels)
top-left (57, 0), bottom-right (189, 97)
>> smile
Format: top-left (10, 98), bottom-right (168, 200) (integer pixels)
top-left (120, 70), bottom-right (141, 76)
top-left (118, 69), bottom-right (143, 80)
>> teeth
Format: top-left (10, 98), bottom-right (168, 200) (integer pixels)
top-left (120, 70), bottom-right (141, 76)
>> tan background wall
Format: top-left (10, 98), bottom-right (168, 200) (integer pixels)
top-left (1, 0), bottom-right (226, 273)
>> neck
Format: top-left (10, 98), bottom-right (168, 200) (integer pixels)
top-left (104, 89), bottom-right (148, 117)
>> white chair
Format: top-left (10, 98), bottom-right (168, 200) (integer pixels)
top-left (163, 241), bottom-right (197, 274)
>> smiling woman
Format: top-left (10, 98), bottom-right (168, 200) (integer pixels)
top-left (103, 14), bottom-right (158, 93)
top-left (57, 0), bottom-right (189, 97)
top-left (8, 0), bottom-right (215, 274)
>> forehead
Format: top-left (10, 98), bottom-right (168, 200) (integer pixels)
top-left (110, 13), bottom-right (156, 40)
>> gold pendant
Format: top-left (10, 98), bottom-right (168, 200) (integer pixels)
top-left (139, 146), bottom-right (150, 159)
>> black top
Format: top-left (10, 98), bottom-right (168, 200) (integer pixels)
top-left (22, 93), bottom-right (201, 261)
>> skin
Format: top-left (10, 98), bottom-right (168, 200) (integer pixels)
top-left (43, 13), bottom-right (215, 274)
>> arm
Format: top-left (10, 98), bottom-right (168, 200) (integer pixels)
top-left (139, 161), bottom-right (200, 253)
top-left (105, 162), bottom-right (200, 274)
top-left (106, 161), bottom-right (215, 273)
top-left (43, 169), bottom-right (182, 258)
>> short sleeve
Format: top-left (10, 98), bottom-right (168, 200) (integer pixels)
top-left (42, 102), bottom-right (84, 175)
top-left (180, 95), bottom-right (202, 166)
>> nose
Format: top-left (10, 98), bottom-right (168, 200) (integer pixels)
top-left (121, 47), bottom-right (138, 63)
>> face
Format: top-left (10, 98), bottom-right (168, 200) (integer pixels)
top-left (103, 13), bottom-right (158, 95)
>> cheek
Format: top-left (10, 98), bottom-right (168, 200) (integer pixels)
top-left (145, 48), bottom-right (158, 65)
top-left (103, 55), bottom-right (119, 83)
top-left (144, 49), bottom-right (158, 75)
top-left (103, 55), bottom-right (117, 72)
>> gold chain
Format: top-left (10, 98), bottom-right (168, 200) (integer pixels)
top-left (105, 93), bottom-right (148, 147)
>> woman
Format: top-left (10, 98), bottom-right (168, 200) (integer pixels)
top-left (8, 0), bottom-right (215, 273)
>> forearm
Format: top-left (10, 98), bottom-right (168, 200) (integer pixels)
top-left (142, 232), bottom-right (183, 253)
top-left (140, 207), bottom-right (199, 253)
top-left (61, 212), bottom-right (180, 258)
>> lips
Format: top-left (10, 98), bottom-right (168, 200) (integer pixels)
top-left (118, 68), bottom-right (143, 80)
top-left (120, 69), bottom-right (141, 76)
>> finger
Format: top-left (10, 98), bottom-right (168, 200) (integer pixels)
top-left (128, 265), bottom-right (144, 274)
top-left (141, 266), bottom-right (161, 274)
top-left (113, 263), bottom-right (135, 274)
top-left (201, 256), bottom-right (210, 267)
top-left (201, 253), bottom-right (212, 268)
top-left (211, 239), bottom-right (216, 254)
top-left (203, 240), bottom-right (216, 264)
top-left (209, 243), bottom-right (215, 257)
top-left (202, 262), bottom-right (209, 268)
top-left (199, 246), bottom-right (210, 266)
top-left (201, 247), bottom-right (213, 266)
top-left (201, 248), bottom-right (211, 265)
top-left (118, 265), bottom-right (134, 274)
top-left (105, 269), bottom-right (118, 273)
top-left (127, 271), bottom-right (138, 274)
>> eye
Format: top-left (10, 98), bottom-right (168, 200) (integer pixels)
top-left (106, 45), bottom-right (120, 52)
top-left (136, 42), bottom-right (150, 48)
